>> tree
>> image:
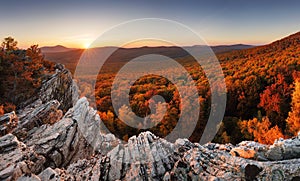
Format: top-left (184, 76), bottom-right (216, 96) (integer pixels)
top-left (25, 45), bottom-right (44, 87)
top-left (239, 117), bottom-right (284, 144)
top-left (1, 37), bottom-right (17, 51)
top-left (258, 74), bottom-right (292, 129)
top-left (286, 78), bottom-right (300, 136)
top-left (0, 37), bottom-right (47, 105)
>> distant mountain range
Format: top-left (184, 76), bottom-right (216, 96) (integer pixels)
top-left (41, 44), bottom-right (254, 68)
top-left (41, 31), bottom-right (300, 75)
top-left (41, 45), bottom-right (76, 53)
top-left (41, 44), bottom-right (253, 54)
top-left (211, 44), bottom-right (254, 53)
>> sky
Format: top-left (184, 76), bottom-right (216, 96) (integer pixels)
top-left (1, 0), bottom-right (300, 48)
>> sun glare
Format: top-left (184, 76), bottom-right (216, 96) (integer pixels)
top-left (83, 42), bottom-right (91, 49)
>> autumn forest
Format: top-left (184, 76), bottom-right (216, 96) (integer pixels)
top-left (1, 32), bottom-right (300, 145)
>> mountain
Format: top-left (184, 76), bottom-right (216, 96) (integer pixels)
top-left (0, 65), bottom-right (299, 180)
top-left (211, 44), bottom-right (254, 54)
top-left (41, 45), bottom-right (76, 53)
top-left (42, 32), bottom-right (300, 68)
top-left (42, 44), bottom-right (254, 74)
top-left (218, 31), bottom-right (300, 61)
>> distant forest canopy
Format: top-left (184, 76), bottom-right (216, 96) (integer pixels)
top-left (1, 33), bottom-right (300, 145)
top-left (87, 32), bottom-right (300, 144)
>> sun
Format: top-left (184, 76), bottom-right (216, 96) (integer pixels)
top-left (83, 42), bottom-right (91, 49)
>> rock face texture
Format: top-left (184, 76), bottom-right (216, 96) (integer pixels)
top-left (0, 65), bottom-right (300, 180)
top-left (0, 111), bottom-right (18, 136)
top-left (38, 66), bottom-right (78, 112)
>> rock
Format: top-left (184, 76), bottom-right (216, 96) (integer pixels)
top-left (18, 64), bottom-right (78, 113)
top-left (38, 167), bottom-right (60, 181)
top-left (64, 131), bottom-right (300, 180)
top-left (266, 135), bottom-right (300, 161)
top-left (2, 118), bottom-right (300, 181)
top-left (0, 111), bottom-right (18, 136)
top-left (38, 68), bottom-right (78, 112)
top-left (22, 97), bottom-right (118, 169)
top-left (13, 100), bottom-right (62, 139)
top-left (0, 134), bottom-right (33, 180)
top-left (5, 65), bottom-right (79, 139)
top-left (244, 164), bottom-right (262, 180)
top-left (17, 174), bottom-right (41, 181)
top-left (24, 113), bottom-right (91, 168)
top-left (54, 63), bottom-right (65, 71)
top-left (266, 145), bottom-right (283, 161)
top-left (230, 147), bottom-right (256, 159)
top-left (229, 141), bottom-right (268, 160)
top-left (66, 131), bottom-right (175, 181)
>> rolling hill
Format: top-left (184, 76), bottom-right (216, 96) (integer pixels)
top-left (42, 44), bottom-right (254, 73)
top-left (41, 45), bottom-right (76, 53)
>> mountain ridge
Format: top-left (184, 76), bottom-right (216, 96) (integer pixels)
top-left (41, 45), bottom-right (77, 53)
top-left (42, 31), bottom-right (300, 71)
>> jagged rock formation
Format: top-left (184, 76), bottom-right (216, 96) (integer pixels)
top-left (1, 66), bottom-right (78, 139)
top-left (0, 65), bottom-right (300, 180)
top-left (38, 64), bottom-right (78, 112)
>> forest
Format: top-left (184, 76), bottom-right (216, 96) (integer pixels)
top-left (1, 33), bottom-right (300, 145)
top-left (89, 32), bottom-right (300, 144)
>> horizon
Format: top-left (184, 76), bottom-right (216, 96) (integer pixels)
top-left (6, 28), bottom-right (300, 50)
top-left (38, 31), bottom-right (295, 50)
top-left (1, 1), bottom-right (300, 49)
top-left (4, 38), bottom-right (264, 50)
top-left (40, 43), bottom-right (256, 50)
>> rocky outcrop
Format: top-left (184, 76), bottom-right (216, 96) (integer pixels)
top-left (65, 131), bottom-right (176, 181)
top-left (0, 65), bottom-right (299, 180)
top-left (1, 65), bottom-right (78, 139)
top-left (169, 136), bottom-right (300, 180)
top-left (0, 96), bottom-right (120, 180)
top-left (38, 66), bottom-right (78, 112)
top-left (2, 129), bottom-right (299, 180)
top-left (23, 97), bottom-right (119, 169)
top-left (52, 132), bottom-right (300, 181)
top-left (13, 100), bottom-right (61, 139)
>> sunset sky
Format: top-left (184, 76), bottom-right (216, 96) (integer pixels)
top-left (1, 0), bottom-right (300, 48)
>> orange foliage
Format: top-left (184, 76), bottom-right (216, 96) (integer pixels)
top-left (89, 33), bottom-right (300, 143)
top-left (258, 74), bottom-right (291, 115)
top-left (239, 117), bottom-right (284, 144)
top-left (286, 78), bottom-right (300, 136)
top-left (0, 105), bottom-right (4, 116)
top-left (0, 37), bottom-right (54, 107)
